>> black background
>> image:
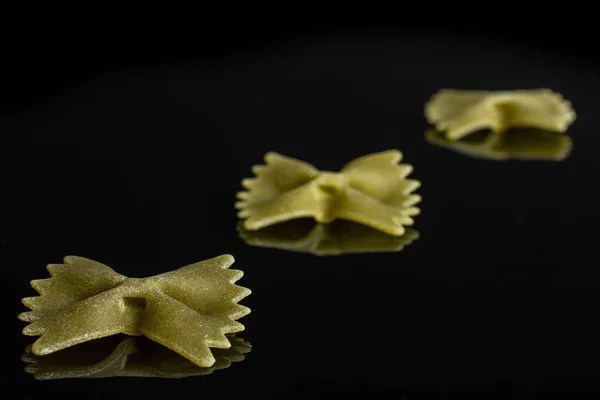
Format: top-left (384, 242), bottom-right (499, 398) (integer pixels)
top-left (2, 20), bottom-right (599, 398)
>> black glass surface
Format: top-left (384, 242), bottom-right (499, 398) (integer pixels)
top-left (2, 28), bottom-right (599, 398)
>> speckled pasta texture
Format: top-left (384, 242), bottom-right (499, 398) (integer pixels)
top-left (19, 255), bottom-right (251, 368)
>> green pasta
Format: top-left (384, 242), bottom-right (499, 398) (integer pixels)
top-left (425, 89), bottom-right (575, 141)
top-left (236, 150), bottom-right (421, 236)
top-left (19, 255), bottom-right (250, 368)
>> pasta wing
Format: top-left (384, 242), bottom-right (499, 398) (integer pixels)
top-left (146, 255), bottom-right (251, 332)
top-left (22, 291), bottom-right (126, 356)
top-left (497, 89), bottom-right (575, 132)
top-left (139, 290), bottom-right (239, 367)
top-left (425, 90), bottom-right (505, 140)
top-left (335, 186), bottom-right (417, 236)
top-left (19, 257), bottom-right (128, 355)
top-left (20, 256), bottom-right (126, 320)
top-left (238, 183), bottom-right (323, 230)
top-left (236, 152), bottom-right (320, 229)
top-left (341, 150), bottom-right (421, 210)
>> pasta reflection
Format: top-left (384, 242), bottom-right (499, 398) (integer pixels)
top-left (238, 219), bottom-right (419, 256)
top-left (22, 334), bottom-right (250, 380)
top-left (425, 128), bottom-right (572, 161)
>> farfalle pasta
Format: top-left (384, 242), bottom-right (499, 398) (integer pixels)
top-left (425, 89), bottom-right (576, 140)
top-left (235, 150), bottom-right (421, 236)
top-left (19, 255), bottom-right (251, 368)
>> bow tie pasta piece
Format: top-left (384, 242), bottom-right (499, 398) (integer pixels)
top-left (235, 151), bottom-right (421, 236)
top-left (425, 89), bottom-right (576, 140)
top-left (18, 255), bottom-right (251, 368)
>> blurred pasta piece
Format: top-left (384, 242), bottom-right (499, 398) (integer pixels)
top-left (425, 89), bottom-right (575, 141)
top-left (19, 255), bottom-right (250, 368)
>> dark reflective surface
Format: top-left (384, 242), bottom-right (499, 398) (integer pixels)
top-left (238, 219), bottom-right (419, 255)
top-left (3, 29), bottom-right (600, 397)
top-left (425, 128), bottom-right (573, 161)
top-left (22, 335), bottom-right (250, 380)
